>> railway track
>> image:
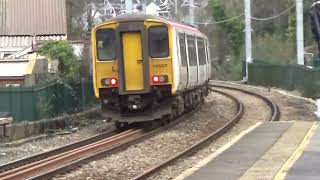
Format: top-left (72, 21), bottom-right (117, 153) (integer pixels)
top-left (131, 84), bottom-right (280, 180)
top-left (0, 100), bottom-right (203, 180)
top-left (0, 84), bottom-right (279, 180)
top-left (0, 129), bottom-right (146, 180)
top-left (0, 130), bottom-right (118, 173)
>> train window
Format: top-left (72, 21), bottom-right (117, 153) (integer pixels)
top-left (149, 26), bottom-right (169, 58)
top-left (197, 38), bottom-right (206, 65)
top-left (179, 33), bottom-right (187, 66)
top-left (187, 35), bottom-right (197, 66)
top-left (96, 29), bottom-right (116, 61)
top-left (205, 41), bottom-right (210, 63)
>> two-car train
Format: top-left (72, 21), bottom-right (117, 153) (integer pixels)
top-left (91, 14), bottom-right (211, 128)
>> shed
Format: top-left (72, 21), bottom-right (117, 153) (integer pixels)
top-left (0, 55), bottom-right (49, 86)
top-left (0, 0), bottom-right (67, 59)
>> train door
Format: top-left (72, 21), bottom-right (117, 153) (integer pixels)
top-left (197, 38), bottom-right (207, 84)
top-left (178, 33), bottom-right (188, 89)
top-left (121, 32), bottom-right (144, 91)
top-left (204, 40), bottom-right (210, 81)
top-left (187, 35), bottom-right (198, 87)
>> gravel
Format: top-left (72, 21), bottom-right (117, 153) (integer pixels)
top-left (149, 87), bottom-right (272, 180)
top-left (2, 82), bottom-right (304, 180)
top-left (211, 81), bottom-right (318, 122)
top-left (0, 118), bottom-right (113, 166)
top-left (54, 92), bottom-right (238, 180)
top-left (149, 83), bottom-right (317, 180)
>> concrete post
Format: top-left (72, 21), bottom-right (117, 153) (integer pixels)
top-left (296, 0), bottom-right (305, 65)
top-left (244, 0), bottom-right (252, 81)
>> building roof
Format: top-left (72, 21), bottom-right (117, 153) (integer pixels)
top-left (0, 35), bottom-right (67, 48)
top-left (0, 0), bottom-right (67, 36)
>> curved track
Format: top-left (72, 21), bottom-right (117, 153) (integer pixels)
top-left (0, 84), bottom-right (280, 180)
top-left (0, 102), bottom-right (202, 180)
top-left (131, 84), bottom-right (280, 180)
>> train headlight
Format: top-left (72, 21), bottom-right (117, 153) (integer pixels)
top-left (110, 78), bottom-right (117, 86)
top-left (102, 78), bottom-right (118, 87)
top-left (152, 76), bottom-right (160, 83)
top-left (152, 75), bottom-right (168, 84)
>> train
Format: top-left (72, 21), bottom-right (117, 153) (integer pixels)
top-left (91, 14), bottom-right (211, 128)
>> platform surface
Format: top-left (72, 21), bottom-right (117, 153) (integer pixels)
top-left (180, 121), bottom-right (316, 180)
top-left (285, 125), bottom-right (320, 180)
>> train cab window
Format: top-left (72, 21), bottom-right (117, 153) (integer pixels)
top-left (187, 35), bottom-right (197, 66)
top-left (197, 38), bottom-right (206, 65)
top-left (179, 33), bottom-right (187, 67)
top-left (149, 26), bottom-right (169, 58)
top-left (96, 29), bottom-right (116, 61)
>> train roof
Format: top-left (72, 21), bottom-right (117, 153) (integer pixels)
top-left (108, 13), bottom-right (166, 23)
top-left (102, 14), bottom-right (206, 37)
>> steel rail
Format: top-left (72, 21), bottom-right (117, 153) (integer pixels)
top-left (0, 129), bottom-right (117, 173)
top-left (131, 85), bottom-right (280, 180)
top-left (0, 129), bottom-right (145, 180)
top-left (211, 84), bottom-right (280, 122)
top-left (30, 104), bottom-right (204, 180)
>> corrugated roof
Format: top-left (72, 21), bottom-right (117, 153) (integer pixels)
top-left (0, 35), bottom-right (67, 47)
top-left (0, 0), bottom-right (67, 36)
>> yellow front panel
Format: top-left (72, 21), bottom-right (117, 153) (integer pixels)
top-left (122, 32), bottom-right (144, 91)
top-left (92, 22), bottom-right (119, 98)
top-left (96, 61), bottom-right (118, 89)
top-left (145, 21), bottom-right (174, 92)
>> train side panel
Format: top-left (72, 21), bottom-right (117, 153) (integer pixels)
top-left (173, 27), bottom-right (211, 93)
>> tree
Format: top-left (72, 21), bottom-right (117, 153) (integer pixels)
top-left (66, 0), bottom-right (103, 78)
top-left (287, 0), bottom-right (296, 46)
top-left (209, 0), bottom-right (245, 58)
top-left (39, 41), bottom-right (80, 83)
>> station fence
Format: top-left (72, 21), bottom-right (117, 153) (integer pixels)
top-left (0, 78), bottom-right (97, 122)
top-left (248, 62), bottom-right (320, 99)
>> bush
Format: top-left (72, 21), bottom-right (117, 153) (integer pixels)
top-left (253, 34), bottom-right (296, 64)
top-left (211, 57), bottom-right (244, 81)
top-left (39, 41), bottom-right (80, 83)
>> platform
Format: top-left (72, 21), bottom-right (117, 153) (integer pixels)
top-left (175, 121), bottom-right (319, 180)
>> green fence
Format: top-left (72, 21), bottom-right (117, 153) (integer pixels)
top-left (0, 79), bottom-right (97, 122)
top-left (248, 62), bottom-right (320, 99)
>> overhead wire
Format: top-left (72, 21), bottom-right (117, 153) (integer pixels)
top-left (193, 3), bottom-right (296, 24)
top-left (194, 14), bottom-right (244, 25)
top-left (251, 4), bottom-right (296, 21)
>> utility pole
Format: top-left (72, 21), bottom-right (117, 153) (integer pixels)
top-left (296, 0), bottom-right (304, 65)
top-left (125, 0), bottom-right (132, 13)
top-left (175, 0), bottom-right (178, 16)
top-left (189, 0), bottom-right (195, 25)
top-left (143, 0), bottom-right (147, 13)
top-left (244, 0), bottom-right (252, 81)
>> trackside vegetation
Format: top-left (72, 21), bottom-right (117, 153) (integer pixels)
top-left (248, 62), bottom-right (320, 99)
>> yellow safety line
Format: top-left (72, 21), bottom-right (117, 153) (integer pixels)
top-left (274, 122), bottom-right (318, 180)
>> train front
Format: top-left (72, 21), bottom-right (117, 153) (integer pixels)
top-left (91, 15), bottom-right (174, 126)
